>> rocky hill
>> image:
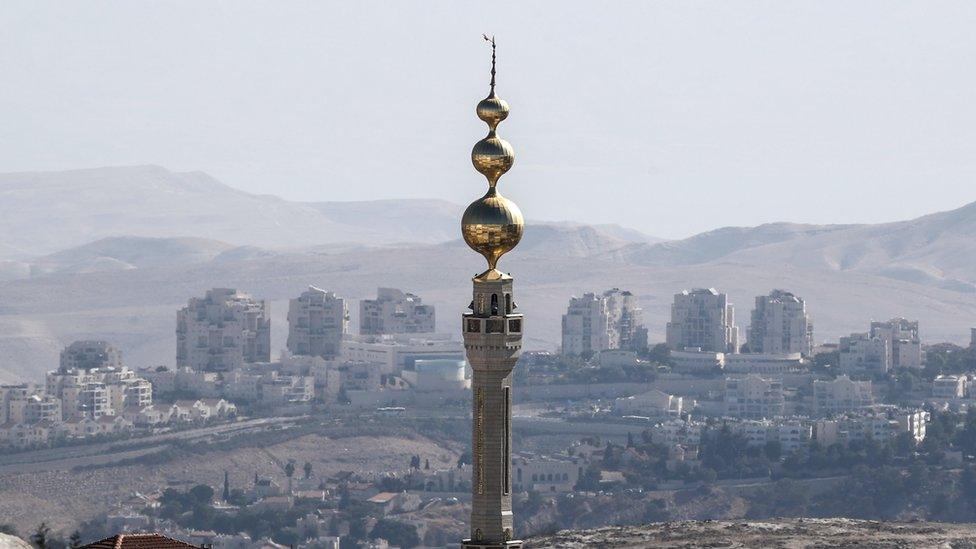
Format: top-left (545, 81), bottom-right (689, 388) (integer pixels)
top-left (527, 518), bottom-right (976, 548)
top-left (0, 534), bottom-right (29, 549)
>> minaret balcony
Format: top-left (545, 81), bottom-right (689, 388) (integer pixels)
top-left (462, 313), bottom-right (523, 335)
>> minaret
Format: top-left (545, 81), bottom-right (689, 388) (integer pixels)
top-left (460, 36), bottom-right (524, 549)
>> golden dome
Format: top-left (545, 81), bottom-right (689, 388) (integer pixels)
top-left (471, 133), bottom-right (515, 186)
top-left (476, 96), bottom-right (509, 130)
top-left (461, 187), bottom-right (524, 271)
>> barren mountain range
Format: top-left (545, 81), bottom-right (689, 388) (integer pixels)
top-left (0, 165), bottom-right (974, 382)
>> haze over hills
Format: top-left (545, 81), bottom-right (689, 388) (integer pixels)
top-left (0, 166), bottom-right (975, 382)
top-left (0, 166), bottom-right (467, 259)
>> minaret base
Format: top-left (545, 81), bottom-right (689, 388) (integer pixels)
top-left (461, 540), bottom-right (523, 549)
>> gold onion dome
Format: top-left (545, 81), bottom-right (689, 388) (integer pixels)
top-left (471, 132), bottom-right (514, 186)
top-left (461, 35), bottom-right (524, 274)
top-left (462, 187), bottom-right (524, 271)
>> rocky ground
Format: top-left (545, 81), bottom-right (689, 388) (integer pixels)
top-left (526, 518), bottom-right (976, 548)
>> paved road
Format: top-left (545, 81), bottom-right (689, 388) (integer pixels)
top-left (0, 416), bottom-right (304, 474)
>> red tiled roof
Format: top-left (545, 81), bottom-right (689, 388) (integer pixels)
top-left (81, 533), bottom-right (202, 549)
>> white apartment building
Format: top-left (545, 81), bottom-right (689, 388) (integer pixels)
top-left (604, 288), bottom-right (648, 352)
top-left (870, 318), bottom-right (923, 370)
top-left (813, 375), bottom-right (874, 415)
top-left (561, 293), bottom-right (615, 356)
top-left (258, 373), bottom-right (315, 405)
top-left (747, 290), bottom-right (813, 356)
top-left (839, 332), bottom-right (889, 374)
top-left (359, 287), bottom-right (435, 335)
top-left (176, 288), bottom-right (271, 371)
top-left (562, 289), bottom-right (648, 356)
top-left (724, 375), bottom-right (785, 419)
top-left (287, 286), bottom-right (348, 360)
top-left (647, 419), bottom-right (704, 446)
top-left (60, 340), bottom-right (124, 371)
top-left (46, 366), bottom-right (152, 420)
top-left (733, 419), bottom-right (811, 455)
top-left (666, 288), bottom-right (739, 353)
top-left (0, 384), bottom-right (33, 424)
top-left (812, 407), bottom-right (927, 446)
top-left (933, 374), bottom-right (967, 400)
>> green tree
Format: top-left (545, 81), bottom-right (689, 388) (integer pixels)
top-left (303, 461), bottom-right (313, 479)
top-left (370, 519), bottom-right (420, 548)
top-left (0, 524), bottom-right (18, 537)
top-left (68, 532), bottom-right (82, 549)
top-left (31, 523), bottom-right (51, 549)
top-left (575, 463), bottom-right (602, 491)
top-left (189, 484), bottom-right (214, 504)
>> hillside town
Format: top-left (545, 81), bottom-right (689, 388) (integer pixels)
top-left (3, 282), bottom-right (975, 547)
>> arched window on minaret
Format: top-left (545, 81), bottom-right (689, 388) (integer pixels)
top-left (505, 294), bottom-right (512, 314)
top-left (491, 294), bottom-right (499, 315)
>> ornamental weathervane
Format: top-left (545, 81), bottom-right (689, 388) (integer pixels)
top-left (460, 35), bottom-right (525, 549)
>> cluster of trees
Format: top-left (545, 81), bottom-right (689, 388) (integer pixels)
top-left (0, 523), bottom-right (83, 549)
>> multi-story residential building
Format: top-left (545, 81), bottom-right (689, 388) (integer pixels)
top-left (359, 287), bottom-right (435, 335)
top-left (839, 332), bottom-right (889, 374)
top-left (45, 370), bottom-right (109, 419)
top-left (0, 384), bottom-right (33, 424)
top-left (24, 394), bottom-right (62, 424)
top-left (561, 293), bottom-right (615, 356)
top-left (724, 375), bottom-right (785, 419)
top-left (561, 289), bottom-right (649, 356)
top-left (287, 286), bottom-right (348, 360)
top-left (258, 373), bottom-right (315, 405)
top-left (870, 318), bottom-right (923, 370)
top-left (732, 419), bottom-right (811, 455)
top-left (603, 288), bottom-right (648, 352)
top-left (933, 374), bottom-right (967, 400)
top-left (813, 375), bottom-right (874, 415)
top-left (647, 419), bottom-right (704, 446)
top-left (512, 454), bottom-right (584, 493)
top-left (46, 366), bottom-right (152, 419)
top-left (176, 288), bottom-right (271, 371)
top-left (666, 288), bottom-right (739, 353)
top-left (60, 340), bottom-right (124, 371)
top-left (812, 407), bottom-right (927, 446)
top-left (747, 290), bottom-right (813, 356)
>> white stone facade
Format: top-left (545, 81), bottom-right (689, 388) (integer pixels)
top-left (287, 286), bottom-right (348, 360)
top-left (359, 287), bottom-right (435, 335)
top-left (813, 375), bottom-right (874, 415)
top-left (176, 288), bottom-right (271, 371)
top-left (725, 375), bottom-right (785, 419)
top-left (666, 288), bottom-right (739, 353)
top-left (747, 290), bottom-right (813, 356)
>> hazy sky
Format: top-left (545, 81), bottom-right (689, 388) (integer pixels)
top-left (3, 2), bottom-right (976, 238)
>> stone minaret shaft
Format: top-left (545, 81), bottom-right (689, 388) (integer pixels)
top-left (460, 36), bottom-right (525, 549)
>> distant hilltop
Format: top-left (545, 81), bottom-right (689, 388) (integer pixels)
top-left (526, 518), bottom-right (976, 548)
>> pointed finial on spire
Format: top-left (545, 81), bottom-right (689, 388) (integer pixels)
top-left (483, 34), bottom-right (496, 97)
